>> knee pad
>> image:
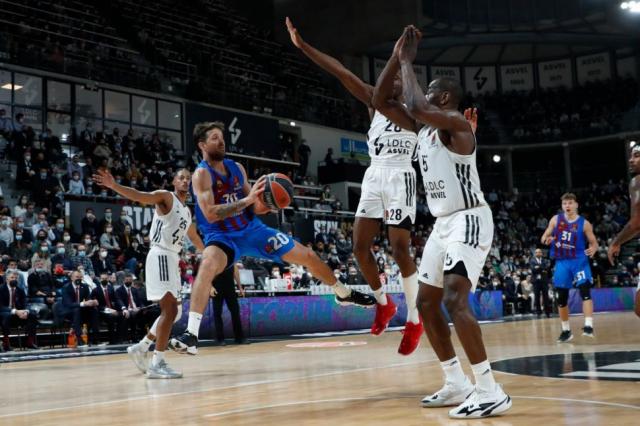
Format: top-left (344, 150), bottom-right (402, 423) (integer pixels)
top-left (174, 304), bottom-right (183, 323)
top-left (579, 285), bottom-right (591, 301)
top-left (556, 288), bottom-right (569, 308)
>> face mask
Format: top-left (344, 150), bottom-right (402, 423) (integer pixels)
top-left (63, 235), bottom-right (70, 242)
top-left (124, 281), bottom-right (132, 287)
top-left (120, 215), bottom-right (127, 221)
top-left (1, 220), bottom-right (9, 227)
top-left (105, 213), bottom-right (112, 220)
top-left (101, 280), bottom-right (108, 286)
top-left (41, 246), bottom-right (49, 252)
top-left (84, 239), bottom-right (92, 245)
top-left (9, 280), bottom-right (18, 287)
top-left (56, 224), bottom-right (64, 230)
top-left (78, 250), bottom-right (86, 257)
top-left (36, 267), bottom-right (44, 273)
top-left (57, 248), bottom-right (65, 255)
top-left (40, 173), bottom-right (47, 179)
top-left (73, 175), bottom-right (79, 181)
top-left (17, 223), bottom-right (24, 229)
top-left (16, 235), bottom-right (22, 241)
top-left (100, 251), bottom-right (107, 259)
top-left (106, 227), bottom-right (113, 233)
top-left (25, 156), bottom-right (31, 161)
top-left (132, 243), bottom-right (139, 249)
top-left (86, 213), bottom-right (94, 220)
top-left (74, 279), bottom-right (83, 286)
top-left (100, 191), bottom-right (107, 197)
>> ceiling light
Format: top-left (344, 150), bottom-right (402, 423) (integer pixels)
top-left (1, 83), bottom-right (22, 90)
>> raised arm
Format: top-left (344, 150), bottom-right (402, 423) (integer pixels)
top-left (608, 176), bottom-right (640, 264)
top-left (541, 215), bottom-right (558, 245)
top-left (93, 169), bottom-right (171, 209)
top-left (187, 223), bottom-right (205, 252)
top-left (583, 220), bottom-right (599, 258)
top-left (192, 167), bottom-right (265, 223)
top-left (286, 17), bottom-right (373, 107)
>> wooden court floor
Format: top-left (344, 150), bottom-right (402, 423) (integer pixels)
top-left (1, 312), bottom-right (639, 425)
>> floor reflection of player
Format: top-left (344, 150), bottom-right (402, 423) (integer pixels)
top-left (608, 145), bottom-right (640, 318)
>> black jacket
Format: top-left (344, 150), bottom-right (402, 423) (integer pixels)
top-left (0, 284), bottom-right (28, 313)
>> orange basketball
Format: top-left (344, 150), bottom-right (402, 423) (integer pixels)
top-left (260, 173), bottom-right (294, 210)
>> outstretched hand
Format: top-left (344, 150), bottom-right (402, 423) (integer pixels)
top-left (464, 108), bottom-right (478, 134)
top-left (397, 25), bottom-right (422, 64)
top-left (607, 243), bottom-right (620, 265)
top-left (285, 17), bottom-right (304, 48)
top-left (92, 169), bottom-right (116, 189)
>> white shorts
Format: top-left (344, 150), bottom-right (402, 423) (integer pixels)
top-left (418, 205), bottom-right (494, 291)
top-left (145, 247), bottom-right (181, 301)
top-left (356, 166), bottom-right (416, 226)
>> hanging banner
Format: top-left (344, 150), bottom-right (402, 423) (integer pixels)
top-left (576, 52), bottom-right (611, 85)
top-left (500, 63), bottom-right (534, 92)
top-left (617, 56), bottom-right (637, 79)
top-left (538, 59), bottom-right (572, 89)
top-left (464, 66), bottom-right (497, 95)
top-left (373, 58), bottom-right (427, 88)
top-left (429, 66), bottom-right (461, 82)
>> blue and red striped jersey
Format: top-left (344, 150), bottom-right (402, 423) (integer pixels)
top-left (550, 213), bottom-right (586, 260)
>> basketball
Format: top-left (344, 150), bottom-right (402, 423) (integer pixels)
top-left (260, 173), bottom-right (294, 210)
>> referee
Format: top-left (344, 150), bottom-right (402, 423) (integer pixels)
top-left (211, 263), bottom-right (247, 345)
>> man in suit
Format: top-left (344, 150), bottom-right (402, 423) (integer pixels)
top-left (211, 264), bottom-right (247, 345)
top-left (61, 270), bottom-right (100, 345)
top-left (116, 273), bottom-right (146, 341)
top-left (530, 248), bottom-right (552, 318)
top-left (0, 271), bottom-right (39, 350)
top-left (15, 150), bottom-right (35, 189)
top-left (90, 273), bottom-right (125, 344)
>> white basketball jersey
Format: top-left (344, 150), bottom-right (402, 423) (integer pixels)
top-left (367, 110), bottom-right (417, 167)
top-left (149, 193), bottom-right (192, 253)
top-left (417, 126), bottom-right (487, 217)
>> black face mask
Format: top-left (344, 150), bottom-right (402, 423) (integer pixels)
top-left (100, 280), bottom-right (108, 286)
top-left (74, 279), bottom-right (83, 286)
top-left (9, 280), bottom-right (18, 287)
top-left (124, 281), bottom-right (132, 287)
top-left (38, 235), bottom-right (46, 241)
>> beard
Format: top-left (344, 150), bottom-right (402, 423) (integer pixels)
top-left (210, 150), bottom-right (225, 161)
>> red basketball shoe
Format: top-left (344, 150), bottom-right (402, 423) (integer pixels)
top-left (397, 318), bottom-right (424, 356)
top-left (371, 297), bottom-right (397, 335)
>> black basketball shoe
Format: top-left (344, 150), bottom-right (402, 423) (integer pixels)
top-left (335, 289), bottom-right (376, 308)
top-left (557, 330), bottom-right (573, 343)
top-left (169, 332), bottom-right (198, 355)
top-left (582, 326), bottom-right (594, 337)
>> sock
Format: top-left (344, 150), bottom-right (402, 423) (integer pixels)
top-left (187, 312), bottom-right (203, 337)
top-left (151, 350), bottom-right (165, 367)
top-left (441, 356), bottom-right (465, 385)
top-left (373, 288), bottom-right (387, 305)
top-left (139, 335), bottom-right (154, 352)
top-left (332, 281), bottom-right (351, 298)
top-left (584, 317), bottom-right (593, 328)
top-left (471, 360), bottom-right (496, 393)
top-left (561, 321), bottom-right (571, 331)
top-left (149, 317), bottom-right (160, 338)
top-left (402, 272), bottom-right (420, 323)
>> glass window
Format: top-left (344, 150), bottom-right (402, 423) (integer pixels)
top-left (104, 90), bottom-right (129, 121)
top-left (158, 100), bottom-right (181, 130)
top-left (0, 104), bottom-right (11, 123)
top-left (14, 107), bottom-right (42, 131)
top-left (76, 116), bottom-right (103, 133)
top-left (14, 74), bottom-right (42, 107)
top-left (47, 81), bottom-right (71, 111)
top-left (132, 96), bottom-right (156, 126)
top-left (47, 112), bottom-right (72, 143)
top-left (157, 129), bottom-right (183, 150)
top-left (76, 85), bottom-right (102, 118)
top-left (0, 70), bottom-right (11, 104)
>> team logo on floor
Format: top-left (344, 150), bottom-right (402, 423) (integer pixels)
top-left (286, 341), bottom-right (367, 348)
top-left (492, 351), bottom-right (640, 381)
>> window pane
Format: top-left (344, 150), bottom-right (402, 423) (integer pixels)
top-left (14, 74), bottom-right (42, 107)
top-left (47, 112), bottom-right (71, 143)
top-left (158, 100), bottom-right (181, 130)
top-left (157, 129), bottom-right (183, 150)
top-left (0, 104), bottom-right (11, 123)
top-left (0, 70), bottom-right (11, 104)
top-left (47, 81), bottom-right (71, 111)
top-left (105, 90), bottom-right (129, 121)
top-left (132, 96), bottom-right (156, 126)
top-left (76, 85), bottom-right (102, 118)
top-left (104, 120), bottom-right (129, 141)
top-left (76, 116), bottom-right (103, 134)
top-left (14, 107), bottom-right (42, 131)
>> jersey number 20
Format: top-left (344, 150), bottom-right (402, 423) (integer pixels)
top-left (268, 233), bottom-right (290, 251)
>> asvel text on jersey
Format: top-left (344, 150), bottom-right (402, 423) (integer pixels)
top-left (149, 193), bottom-right (192, 253)
top-left (367, 110), bottom-right (417, 167)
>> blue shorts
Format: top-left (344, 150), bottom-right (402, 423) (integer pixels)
top-left (553, 257), bottom-right (592, 289)
top-left (203, 218), bottom-right (295, 266)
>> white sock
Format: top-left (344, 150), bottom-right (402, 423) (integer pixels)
top-left (332, 281), bottom-right (351, 298)
top-left (373, 288), bottom-right (387, 305)
top-left (187, 312), bottom-right (203, 337)
top-left (584, 317), bottom-right (593, 327)
top-left (151, 350), bottom-right (165, 367)
top-left (402, 272), bottom-right (420, 323)
top-left (149, 317), bottom-right (160, 337)
top-left (441, 356), bottom-right (465, 385)
top-left (561, 321), bottom-right (571, 331)
top-left (471, 360), bottom-right (496, 393)
top-left (139, 335), bottom-right (154, 352)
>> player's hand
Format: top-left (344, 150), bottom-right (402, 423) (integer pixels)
top-left (210, 287), bottom-right (218, 297)
top-left (253, 197), bottom-right (272, 215)
top-left (464, 108), bottom-right (478, 134)
top-left (247, 175), bottom-right (266, 204)
top-left (542, 236), bottom-right (554, 245)
top-left (239, 287), bottom-right (245, 298)
top-left (607, 243), bottom-right (620, 265)
top-left (398, 25), bottom-right (422, 64)
top-left (93, 169), bottom-right (116, 189)
top-left (122, 310), bottom-right (130, 319)
top-left (392, 28), bottom-right (407, 58)
top-left (584, 246), bottom-right (597, 258)
top-left (285, 17), bottom-right (304, 49)
top-left (17, 310), bottom-right (28, 320)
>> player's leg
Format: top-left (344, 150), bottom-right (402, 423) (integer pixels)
top-left (147, 292), bottom-right (182, 379)
top-left (576, 259), bottom-right (595, 336)
top-left (353, 217), bottom-right (384, 294)
top-left (554, 260), bottom-right (574, 342)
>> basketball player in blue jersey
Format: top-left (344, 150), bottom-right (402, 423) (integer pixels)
top-left (171, 121), bottom-right (375, 354)
top-left (541, 192), bottom-right (599, 342)
top-left (607, 145), bottom-right (640, 318)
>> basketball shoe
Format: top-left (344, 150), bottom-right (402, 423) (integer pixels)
top-left (448, 383), bottom-right (512, 419)
top-left (582, 326), bottom-right (594, 337)
top-left (557, 330), bottom-right (573, 343)
top-left (127, 343), bottom-right (148, 373)
top-left (146, 360), bottom-right (183, 379)
top-left (335, 289), bottom-right (377, 308)
top-left (421, 376), bottom-right (474, 407)
top-left (170, 332), bottom-right (199, 355)
top-left (397, 318), bottom-right (423, 355)
top-left (371, 297), bottom-right (397, 335)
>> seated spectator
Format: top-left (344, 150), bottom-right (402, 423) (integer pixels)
top-left (8, 231), bottom-right (31, 263)
top-left (0, 271), bottom-right (39, 350)
top-left (90, 272), bottom-right (125, 344)
top-left (61, 270), bottom-right (100, 346)
top-left (27, 259), bottom-right (56, 317)
top-left (0, 216), bottom-right (13, 248)
top-left (116, 273), bottom-right (146, 341)
top-left (13, 195), bottom-right (29, 219)
top-left (93, 247), bottom-right (115, 275)
top-left (81, 208), bottom-right (100, 238)
top-left (67, 155), bottom-right (84, 181)
top-left (52, 218), bottom-right (66, 243)
top-left (68, 171), bottom-right (85, 194)
top-left (71, 244), bottom-right (96, 278)
top-left (517, 276), bottom-right (534, 314)
top-left (15, 151), bottom-right (35, 189)
top-left (31, 241), bottom-right (52, 272)
top-left (51, 242), bottom-right (74, 272)
top-left (99, 224), bottom-right (120, 255)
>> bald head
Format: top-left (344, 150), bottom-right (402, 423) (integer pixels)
top-left (426, 77), bottom-right (463, 109)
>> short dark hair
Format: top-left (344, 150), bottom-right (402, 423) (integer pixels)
top-left (433, 77), bottom-right (463, 106)
top-left (193, 121), bottom-right (224, 145)
top-left (561, 192), bottom-right (577, 202)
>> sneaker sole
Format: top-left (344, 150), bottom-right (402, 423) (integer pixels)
top-left (334, 298), bottom-right (376, 309)
top-left (169, 339), bottom-right (198, 355)
top-left (557, 335), bottom-right (574, 343)
top-left (371, 306), bottom-right (398, 336)
top-left (449, 395), bottom-right (512, 419)
top-left (127, 347), bottom-right (147, 374)
top-left (422, 389), bottom-right (474, 408)
top-left (146, 373), bottom-right (183, 379)
top-left (582, 333), bottom-right (595, 338)
top-left (398, 341), bottom-right (420, 356)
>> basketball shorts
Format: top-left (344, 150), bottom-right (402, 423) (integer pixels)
top-left (356, 166), bottom-right (416, 226)
top-left (145, 247), bottom-right (181, 301)
top-left (552, 257), bottom-right (592, 289)
top-left (418, 205), bottom-right (494, 291)
top-left (204, 218), bottom-right (295, 266)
